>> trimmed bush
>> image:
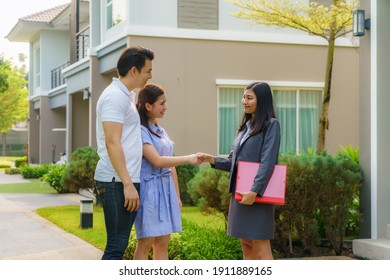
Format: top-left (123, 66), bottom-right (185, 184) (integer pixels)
top-left (61, 146), bottom-right (99, 193)
top-left (187, 165), bottom-right (230, 221)
top-left (19, 164), bottom-right (50, 179)
top-left (0, 160), bottom-right (12, 168)
top-left (4, 168), bottom-right (20, 174)
top-left (15, 156), bottom-right (28, 168)
top-left (273, 151), bottom-right (362, 256)
top-left (176, 164), bottom-right (199, 205)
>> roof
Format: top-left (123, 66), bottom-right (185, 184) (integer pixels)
top-left (20, 3), bottom-right (69, 24)
top-left (6, 2), bottom-right (71, 42)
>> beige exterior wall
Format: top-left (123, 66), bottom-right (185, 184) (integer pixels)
top-left (71, 92), bottom-right (89, 152)
top-left (29, 97), bottom-right (66, 163)
top-left (94, 36), bottom-right (359, 156)
top-left (28, 105), bottom-right (40, 163)
top-left (89, 56), bottom-right (113, 148)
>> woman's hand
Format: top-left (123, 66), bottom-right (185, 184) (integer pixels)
top-left (197, 152), bottom-right (215, 164)
top-left (236, 191), bottom-right (257, 205)
top-left (187, 154), bottom-right (202, 165)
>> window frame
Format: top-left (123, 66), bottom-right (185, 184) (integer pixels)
top-left (216, 80), bottom-right (324, 155)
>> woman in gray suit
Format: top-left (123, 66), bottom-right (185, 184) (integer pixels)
top-left (199, 82), bottom-right (280, 260)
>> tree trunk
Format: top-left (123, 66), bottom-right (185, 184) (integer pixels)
top-left (1, 133), bottom-right (6, 156)
top-left (316, 35), bottom-right (335, 155)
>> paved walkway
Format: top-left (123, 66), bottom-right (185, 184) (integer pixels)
top-left (0, 172), bottom-right (102, 260)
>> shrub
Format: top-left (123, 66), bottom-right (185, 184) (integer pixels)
top-left (123, 219), bottom-right (242, 260)
top-left (19, 164), bottom-right (50, 179)
top-left (41, 164), bottom-right (67, 193)
top-left (4, 168), bottom-right (20, 174)
top-left (0, 160), bottom-right (12, 168)
top-left (273, 151), bottom-right (362, 256)
top-left (61, 146), bottom-right (99, 193)
top-left (15, 156), bottom-right (28, 168)
top-left (176, 164), bottom-right (199, 205)
top-left (187, 165), bottom-right (230, 221)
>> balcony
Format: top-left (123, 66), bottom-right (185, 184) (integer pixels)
top-left (51, 62), bottom-right (70, 89)
top-left (76, 26), bottom-right (90, 61)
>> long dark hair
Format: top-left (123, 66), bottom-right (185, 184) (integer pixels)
top-left (137, 83), bottom-right (165, 138)
top-left (238, 82), bottom-right (276, 135)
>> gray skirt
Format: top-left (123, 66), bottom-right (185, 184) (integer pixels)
top-left (227, 194), bottom-right (275, 240)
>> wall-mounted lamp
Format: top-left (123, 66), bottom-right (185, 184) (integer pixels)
top-left (353, 10), bottom-right (370, 37)
top-left (83, 88), bottom-right (91, 100)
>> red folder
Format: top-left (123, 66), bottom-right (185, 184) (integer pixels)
top-left (235, 161), bottom-right (287, 205)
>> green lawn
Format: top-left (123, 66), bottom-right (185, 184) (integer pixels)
top-left (0, 178), bottom-right (57, 194)
top-left (35, 205), bottom-right (225, 251)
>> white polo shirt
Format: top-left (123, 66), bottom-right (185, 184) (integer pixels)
top-left (94, 77), bottom-right (142, 183)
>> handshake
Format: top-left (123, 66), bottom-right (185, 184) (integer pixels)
top-left (186, 152), bottom-right (215, 166)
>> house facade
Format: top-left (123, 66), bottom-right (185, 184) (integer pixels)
top-left (6, 0), bottom-right (359, 165)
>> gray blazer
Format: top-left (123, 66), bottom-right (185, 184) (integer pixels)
top-left (213, 118), bottom-right (281, 196)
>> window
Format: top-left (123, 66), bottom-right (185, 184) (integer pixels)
top-left (310, 0), bottom-right (331, 6)
top-left (106, 0), bottom-right (126, 30)
top-left (218, 86), bottom-right (322, 155)
top-left (34, 47), bottom-right (40, 88)
top-left (178, 0), bottom-right (218, 30)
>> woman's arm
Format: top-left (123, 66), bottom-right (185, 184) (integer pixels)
top-left (143, 143), bottom-right (199, 168)
top-left (251, 120), bottom-right (281, 195)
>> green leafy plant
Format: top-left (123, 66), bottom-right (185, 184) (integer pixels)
top-left (41, 164), bottom-right (67, 193)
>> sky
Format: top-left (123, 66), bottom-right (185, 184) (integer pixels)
top-left (0, 0), bottom-right (69, 66)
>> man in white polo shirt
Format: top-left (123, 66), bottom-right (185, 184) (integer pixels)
top-left (94, 46), bottom-right (154, 260)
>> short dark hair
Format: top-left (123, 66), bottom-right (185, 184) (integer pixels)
top-left (116, 46), bottom-right (154, 77)
top-left (238, 82), bottom-right (276, 135)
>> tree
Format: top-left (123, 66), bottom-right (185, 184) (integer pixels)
top-left (229, 0), bottom-right (358, 154)
top-left (0, 56), bottom-right (28, 156)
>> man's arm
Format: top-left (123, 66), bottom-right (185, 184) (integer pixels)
top-left (103, 121), bottom-right (139, 211)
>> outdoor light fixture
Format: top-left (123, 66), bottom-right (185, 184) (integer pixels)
top-left (353, 10), bottom-right (370, 36)
top-left (83, 88), bottom-right (91, 100)
top-left (80, 199), bottom-right (93, 229)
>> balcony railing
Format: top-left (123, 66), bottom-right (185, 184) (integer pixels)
top-left (76, 26), bottom-right (90, 61)
top-left (51, 62), bottom-right (70, 89)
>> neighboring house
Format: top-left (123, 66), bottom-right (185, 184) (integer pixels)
top-left (0, 122), bottom-right (28, 157)
top-left (6, 0), bottom-right (359, 165)
top-left (352, 0), bottom-right (390, 259)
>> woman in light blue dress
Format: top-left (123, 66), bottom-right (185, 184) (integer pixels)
top-left (133, 83), bottom-right (199, 260)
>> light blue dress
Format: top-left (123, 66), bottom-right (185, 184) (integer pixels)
top-left (134, 123), bottom-right (182, 239)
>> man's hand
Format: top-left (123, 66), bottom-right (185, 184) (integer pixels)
top-left (123, 184), bottom-right (139, 211)
top-left (236, 191), bottom-right (257, 205)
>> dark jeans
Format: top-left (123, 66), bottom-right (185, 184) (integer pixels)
top-left (95, 179), bottom-right (140, 260)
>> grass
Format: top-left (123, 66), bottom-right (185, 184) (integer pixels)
top-left (36, 205), bottom-right (107, 251)
top-left (0, 178), bottom-right (57, 194)
top-left (35, 204), bottom-right (225, 251)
